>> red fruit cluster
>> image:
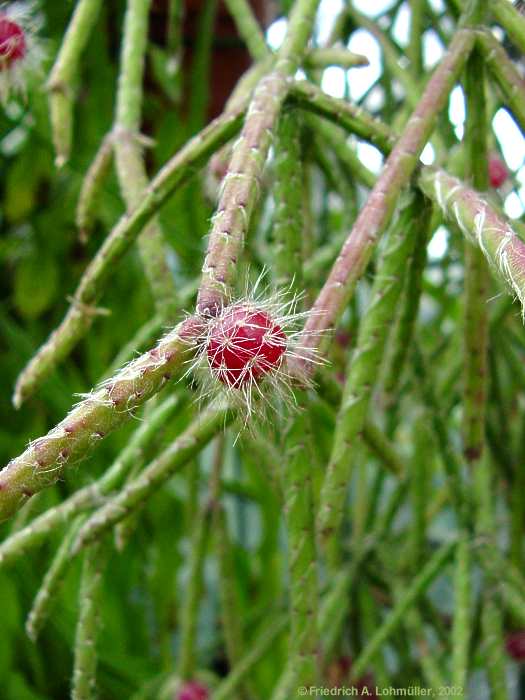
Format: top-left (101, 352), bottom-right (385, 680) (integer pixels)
top-left (177, 680), bottom-right (209, 700)
top-left (0, 16), bottom-right (26, 70)
top-left (206, 305), bottom-right (287, 388)
top-left (506, 630), bottom-right (525, 661)
top-left (488, 156), bottom-right (508, 189)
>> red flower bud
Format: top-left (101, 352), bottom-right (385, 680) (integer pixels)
top-left (177, 680), bottom-right (209, 700)
top-left (207, 304), bottom-right (287, 388)
top-left (488, 156), bottom-right (508, 189)
top-left (0, 15), bottom-right (26, 69)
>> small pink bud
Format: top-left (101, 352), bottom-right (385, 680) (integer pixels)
top-left (0, 15), bottom-right (26, 68)
top-left (177, 681), bottom-right (209, 700)
top-left (488, 156), bottom-right (508, 189)
top-left (207, 304), bottom-right (287, 388)
top-left (506, 630), bottom-right (525, 661)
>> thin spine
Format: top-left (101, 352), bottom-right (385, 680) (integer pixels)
top-left (316, 192), bottom-right (424, 545)
top-left (196, 0), bottom-right (321, 316)
top-left (76, 132), bottom-right (114, 242)
top-left (212, 615), bottom-right (288, 700)
top-left (0, 393), bottom-right (181, 564)
top-left (13, 108), bottom-right (244, 407)
top-left (1, 317), bottom-right (202, 523)
top-left (223, 0), bottom-right (269, 61)
top-left (476, 28), bottom-right (525, 134)
top-left (47, 0), bottom-right (103, 167)
top-left (114, 0), bottom-right (178, 321)
top-left (26, 516), bottom-right (85, 641)
top-left (418, 167), bottom-right (525, 314)
top-left (281, 405), bottom-right (319, 691)
top-left (297, 29), bottom-right (475, 360)
top-left (70, 407), bottom-right (234, 555)
top-left (349, 541), bottom-right (456, 681)
top-left (273, 108), bottom-right (304, 293)
top-left (71, 538), bottom-right (109, 700)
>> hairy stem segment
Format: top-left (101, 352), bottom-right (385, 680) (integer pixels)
top-left (0, 317), bottom-right (202, 523)
top-left (13, 109), bottom-right (243, 407)
top-left (196, 0), bottom-right (321, 316)
top-left (71, 538), bottom-right (109, 700)
top-left (299, 28), bottom-right (474, 358)
top-left (419, 168), bottom-right (525, 313)
top-left (114, 0), bottom-right (179, 321)
top-left (0, 394), bottom-right (182, 566)
top-left (316, 192), bottom-right (427, 545)
top-left (47, 0), bottom-right (103, 167)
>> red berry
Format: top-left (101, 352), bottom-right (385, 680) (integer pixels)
top-left (0, 16), bottom-right (26, 70)
top-left (506, 630), bottom-right (525, 661)
top-left (177, 681), bottom-right (209, 700)
top-left (488, 156), bottom-right (508, 189)
top-left (207, 305), bottom-right (287, 388)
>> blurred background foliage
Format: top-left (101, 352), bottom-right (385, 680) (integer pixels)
top-left (2, 0), bottom-right (525, 698)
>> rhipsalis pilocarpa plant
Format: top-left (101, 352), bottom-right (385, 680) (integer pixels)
top-left (4, 1), bottom-right (525, 698)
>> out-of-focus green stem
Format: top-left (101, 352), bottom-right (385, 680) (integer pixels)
top-left (47, 0), bottom-right (103, 167)
top-left (71, 407), bottom-right (233, 555)
top-left (317, 192), bottom-right (425, 545)
top-left (71, 538), bottom-right (109, 700)
top-left (298, 29), bottom-right (474, 359)
top-left (349, 541), bottom-right (456, 681)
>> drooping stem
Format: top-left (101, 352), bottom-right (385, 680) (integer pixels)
top-left (70, 407), bottom-right (233, 555)
top-left (349, 541), bottom-right (456, 681)
top-left (71, 538), bottom-right (109, 700)
top-left (223, 0), bottom-right (269, 61)
top-left (273, 108), bottom-right (304, 292)
top-left (13, 108), bottom-right (243, 407)
top-left (0, 394), bottom-right (182, 565)
top-left (196, 0), bottom-right (321, 316)
top-left (316, 192), bottom-right (427, 545)
top-left (76, 132), bottom-right (114, 242)
top-left (279, 406), bottom-right (319, 693)
top-left (1, 317), bottom-right (202, 522)
top-left (25, 516), bottom-right (85, 641)
top-left (476, 29), bottom-right (525, 139)
top-left (114, 0), bottom-right (179, 321)
top-left (47, 0), bottom-right (103, 167)
top-left (298, 28), bottom-right (474, 360)
top-left (419, 167), bottom-right (525, 314)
